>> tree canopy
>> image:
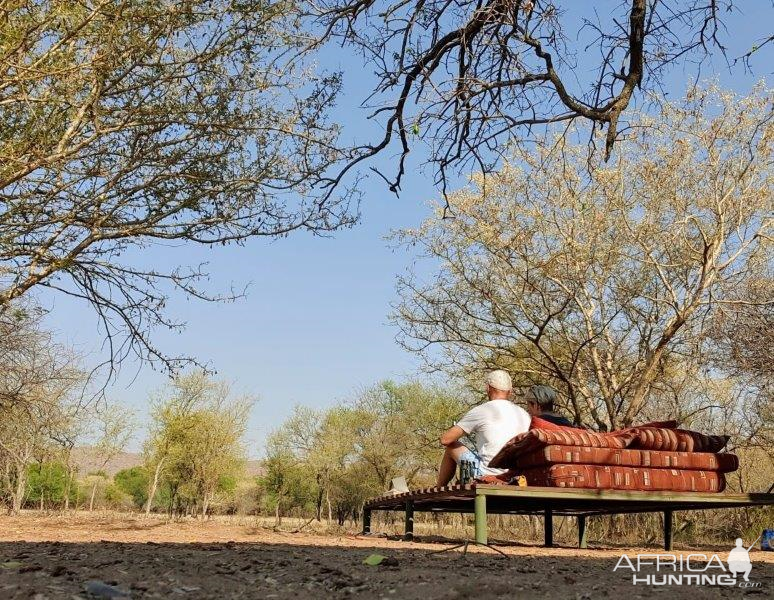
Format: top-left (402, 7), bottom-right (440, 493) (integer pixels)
top-left (143, 371), bottom-right (253, 516)
top-left (393, 84), bottom-right (772, 430)
top-left (261, 381), bottom-right (468, 523)
top-left (0, 0), bottom-right (352, 371)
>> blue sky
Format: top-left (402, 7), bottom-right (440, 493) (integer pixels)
top-left (39, 2), bottom-right (773, 456)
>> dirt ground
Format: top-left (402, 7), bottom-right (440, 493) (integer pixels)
top-left (0, 513), bottom-right (771, 599)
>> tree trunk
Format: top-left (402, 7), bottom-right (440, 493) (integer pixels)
top-left (89, 482), bottom-right (97, 511)
top-left (145, 459), bottom-right (165, 516)
top-left (11, 467), bottom-right (26, 514)
top-left (326, 490), bottom-right (332, 525)
top-left (63, 467), bottom-right (75, 511)
top-left (168, 484), bottom-right (179, 519)
top-left (315, 479), bottom-right (323, 522)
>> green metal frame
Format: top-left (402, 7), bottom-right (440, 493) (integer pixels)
top-left (404, 500), bottom-right (414, 541)
top-left (474, 493), bottom-right (487, 544)
top-left (578, 515), bottom-right (588, 549)
top-left (363, 484), bottom-right (774, 550)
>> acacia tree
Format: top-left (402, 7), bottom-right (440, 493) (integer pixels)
top-left (48, 399), bottom-right (93, 511)
top-left (0, 306), bottom-right (81, 411)
top-left (704, 277), bottom-right (773, 466)
top-left (0, 376), bottom-right (84, 514)
top-left (86, 404), bottom-right (135, 511)
top-left (0, 308), bottom-right (85, 513)
top-left (349, 382), bottom-right (469, 488)
top-left (267, 381), bottom-right (468, 523)
top-left (708, 277), bottom-right (773, 390)
top-left (307, 0), bottom-right (772, 197)
top-left (260, 442), bottom-right (317, 526)
top-left (0, 0), bottom-right (353, 371)
top-left (393, 84), bottom-right (772, 430)
top-left (143, 372), bottom-right (252, 517)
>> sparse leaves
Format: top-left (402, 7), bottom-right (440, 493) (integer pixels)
top-left (392, 83), bottom-right (773, 430)
top-left (0, 0), bottom-right (353, 373)
top-left (143, 371), bottom-right (254, 516)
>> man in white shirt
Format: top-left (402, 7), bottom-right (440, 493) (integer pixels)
top-left (436, 370), bottom-right (531, 486)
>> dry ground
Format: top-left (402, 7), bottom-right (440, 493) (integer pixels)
top-left (0, 512), bottom-right (771, 599)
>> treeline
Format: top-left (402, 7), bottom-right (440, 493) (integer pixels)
top-left (0, 353), bottom-right (471, 521)
top-left (0, 359), bottom-right (257, 517)
top-left (1, 307), bottom-right (770, 536)
top-left (261, 381), bottom-right (468, 524)
top-left (2, 309), bottom-right (470, 517)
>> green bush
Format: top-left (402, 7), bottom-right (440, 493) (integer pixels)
top-left (114, 466), bottom-right (149, 509)
top-left (104, 482), bottom-right (134, 510)
top-left (25, 462), bottom-right (77, 508)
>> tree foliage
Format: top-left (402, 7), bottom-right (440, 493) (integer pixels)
top-left (393, 84), bottom-right (772, 430)
top-left (114, 466), bottom-right (151, 510)
top-left (0, 0), bottom-right (353, 371)
top-left (262, 381), bottom-right (468, 524)
top-left (143, 372), bottom-right (253, 516)
top-left (25, 461), bottom-right (77, 509)
top-left (0, 305), bottom-right (82, 411)
top-left (708, 277), bottom-right (773, 390)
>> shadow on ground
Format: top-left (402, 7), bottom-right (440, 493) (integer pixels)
top-left (1, 539), bottom-right (770, 599)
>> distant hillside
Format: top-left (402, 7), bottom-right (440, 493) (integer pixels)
top-left (70, 447), bottom-right (265, 478)
top-left (70, 448), bottom-right (143, 476)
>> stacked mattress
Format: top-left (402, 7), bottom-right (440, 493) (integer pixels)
top-left (488, 419), bottom-right (737, 492)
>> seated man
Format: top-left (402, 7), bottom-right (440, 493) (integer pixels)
top-left (437, 370), bottom-right (530, 486)
top-left (524, 384), bottom-right (574, 427)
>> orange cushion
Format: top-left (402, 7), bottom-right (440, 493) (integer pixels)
top-left (488, 428), bottom-right (636, 469)
top-left (629, 427), bottom-right (730, 452)
top-left (516, 445), bottom-right (739, 473)
top-left (522, 464), bottom-right (726, 492)
top-left (529, 416), bottom-right (577, 431)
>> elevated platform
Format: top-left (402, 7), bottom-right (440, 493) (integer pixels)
top-left (363, 484), bottom-right (774, 550)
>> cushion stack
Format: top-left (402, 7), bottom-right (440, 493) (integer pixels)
top-left (488, 419), bottom-right (737, 492)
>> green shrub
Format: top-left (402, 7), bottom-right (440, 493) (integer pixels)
top-left (114, 466), bottom-right (150, 509)
top-left (25, 462), bottom-right (77, 508)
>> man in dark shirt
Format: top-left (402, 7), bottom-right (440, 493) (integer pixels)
top-left (524, 385), bottom-right (575, 427)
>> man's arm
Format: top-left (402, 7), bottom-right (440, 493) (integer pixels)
top-left (440, 425), bottom-right (466, 447)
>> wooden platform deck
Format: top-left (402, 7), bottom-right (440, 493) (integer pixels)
top-left (363, 484), bottom-right (774, 550)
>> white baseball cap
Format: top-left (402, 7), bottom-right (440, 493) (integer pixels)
top-left (485, 370), bottom-right (512, 392)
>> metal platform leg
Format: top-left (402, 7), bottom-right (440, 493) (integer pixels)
top-left (664, 510), bottom-right (673, 551)
top-left (362, 508), bottom-right (371, 534)
top-left (429, 492), bottom-right (507, 559)
top-left (474, 493), bottom-right (488, 544)
top-left (403, 500), bottom-right (414, 541)
top-left (578, 515), bottom-right (588, 549)
top-left (544, 508), bottom-right (554, 547)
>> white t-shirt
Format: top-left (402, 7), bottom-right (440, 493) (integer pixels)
top-left (456, 400), bottom-right (531, 475)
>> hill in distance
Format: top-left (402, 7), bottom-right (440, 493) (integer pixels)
top-left (70, 448), bottom-right (265, 478)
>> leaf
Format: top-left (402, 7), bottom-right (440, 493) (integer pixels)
top-left (362, 553), bottom-right (387, 566)
top-left (1, 561), bottom-right (22, 569)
